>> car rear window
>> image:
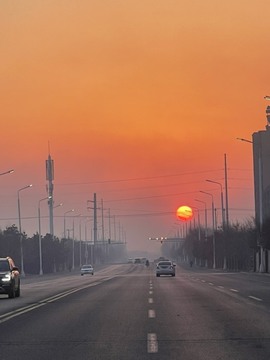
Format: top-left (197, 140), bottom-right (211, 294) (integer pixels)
top-left (159, 261), bottom-right (172, 266)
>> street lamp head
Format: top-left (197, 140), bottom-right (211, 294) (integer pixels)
top-left (18, 184), bottom-right (33, 193)
top-left (0, 169), bottom-right (15, 176)
top-left (236, 137), bottom-right (253, 144)
top-left (199, 190), bottom-right (214, 200)
top-left (54, 203), bottom-right (63, 209)
top-left (64, 209), bottom-right (75, 215)
top-left (206, 179), bottom-right (223, 189)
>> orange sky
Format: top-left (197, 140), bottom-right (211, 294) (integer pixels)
top-left (1, 0), bottom-right (270, 254)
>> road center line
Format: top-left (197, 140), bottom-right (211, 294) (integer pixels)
top-left (148, 309), bottom-right (156, 318)
top-left (147, 333), bottom-right (158, 353)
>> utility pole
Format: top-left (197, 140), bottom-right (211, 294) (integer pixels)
top-left (108, 208), bottom-right (111, 241)
top-left (101, 199), bottom-right (105, 244)
top-left (224, 153), bottom-right (229, 228)
top-left (87, 193), bottom-right (97, 264)
top-left (46, 146), bottom-right (54, 238)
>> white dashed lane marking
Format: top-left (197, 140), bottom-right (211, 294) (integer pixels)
top-left (147, 333), bottom-right (158, 353)
top-left (193, 276), bottom-right (266, 303)
top-left (249, 295), bottom-right (262, 302)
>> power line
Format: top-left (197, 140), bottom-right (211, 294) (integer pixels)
top-left (55, 169), bottom-right (223, 186)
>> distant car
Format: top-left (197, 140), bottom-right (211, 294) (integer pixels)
top-left (80, 264), bottom-right (94, 276)
top-left (0, 257), bottom-right (20, 298)
top-left (134, 258), bottom-right (142, 264)
top-left (128, 258), bottom-right (133, 263)
top-left (156, 260), bottom-right (175, 277)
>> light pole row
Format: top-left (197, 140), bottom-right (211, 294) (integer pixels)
top-left (17, 184), bottom-right (33, 277)
top-left (193, 178), bottom-right (226, 269)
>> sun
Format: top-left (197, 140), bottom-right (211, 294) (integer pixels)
top-left (176, 205), bottom-right (193, 222)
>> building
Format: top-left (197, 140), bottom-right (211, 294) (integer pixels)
top-left (252, 106), bottom-right (270, 226)
top-left (252, 106), bottom-right (270, 272)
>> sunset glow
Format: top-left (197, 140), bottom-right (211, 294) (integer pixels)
top-left (0, 0), bottom-right (269, 253)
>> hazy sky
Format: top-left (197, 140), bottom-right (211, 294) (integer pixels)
top-left (1, 0), bottom-right (270, 253)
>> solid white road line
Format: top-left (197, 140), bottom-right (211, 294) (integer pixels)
top-left (147, 333), bottom-right (158, 353)
top-left (0, 279), bottom-right (111, 324)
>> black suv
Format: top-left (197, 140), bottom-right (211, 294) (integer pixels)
top-left (0, 257), bottom-right (20, 298)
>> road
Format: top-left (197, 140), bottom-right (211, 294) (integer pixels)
top-left (1, 263), bottom-right (270, 359)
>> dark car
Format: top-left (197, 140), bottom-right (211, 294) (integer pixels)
top-left (0, 257), bottom-right (20, 298)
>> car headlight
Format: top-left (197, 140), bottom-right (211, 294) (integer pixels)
top-left (2, 274), bottom-right (11, 282)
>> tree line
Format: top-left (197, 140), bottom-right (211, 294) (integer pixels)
top-left (161, 218), bottom-right (262, 271)
top-left (0, 224), bottom-right (127, 274)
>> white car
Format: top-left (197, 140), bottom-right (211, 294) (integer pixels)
top-left (156, 260), bottom-right (175, 277)
top-left (80, 264), bottom-right (94, 276)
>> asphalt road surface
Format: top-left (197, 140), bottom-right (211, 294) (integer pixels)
top-left (1, 263), bottom-right (270, 360)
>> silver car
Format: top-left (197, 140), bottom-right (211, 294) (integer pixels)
top-left (80, 264), bottom-right (94, 276)
top-left (156, 260), bottom-right (175, 277)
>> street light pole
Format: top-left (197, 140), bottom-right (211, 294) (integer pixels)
top-left (64, 209), bottom-right (74, 239)
top-left (206, 179), bottom-right (225, 229)
top-left (195, 199), bottom-right (207, 240)
top-left (72, 214), bottom-right (81, 270)
top-left (38, 196), bottom-right (51, 275)
top-left (206, 179), bottom-right (228, 270)
top-left (17, 184), bottom-right (32, 276)
top-left (200, 191), bottom-right (216, 269)
top-left (192, 206), bottom-right (201, 266)
top-left (195, 199), bottom-right (208, 268)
